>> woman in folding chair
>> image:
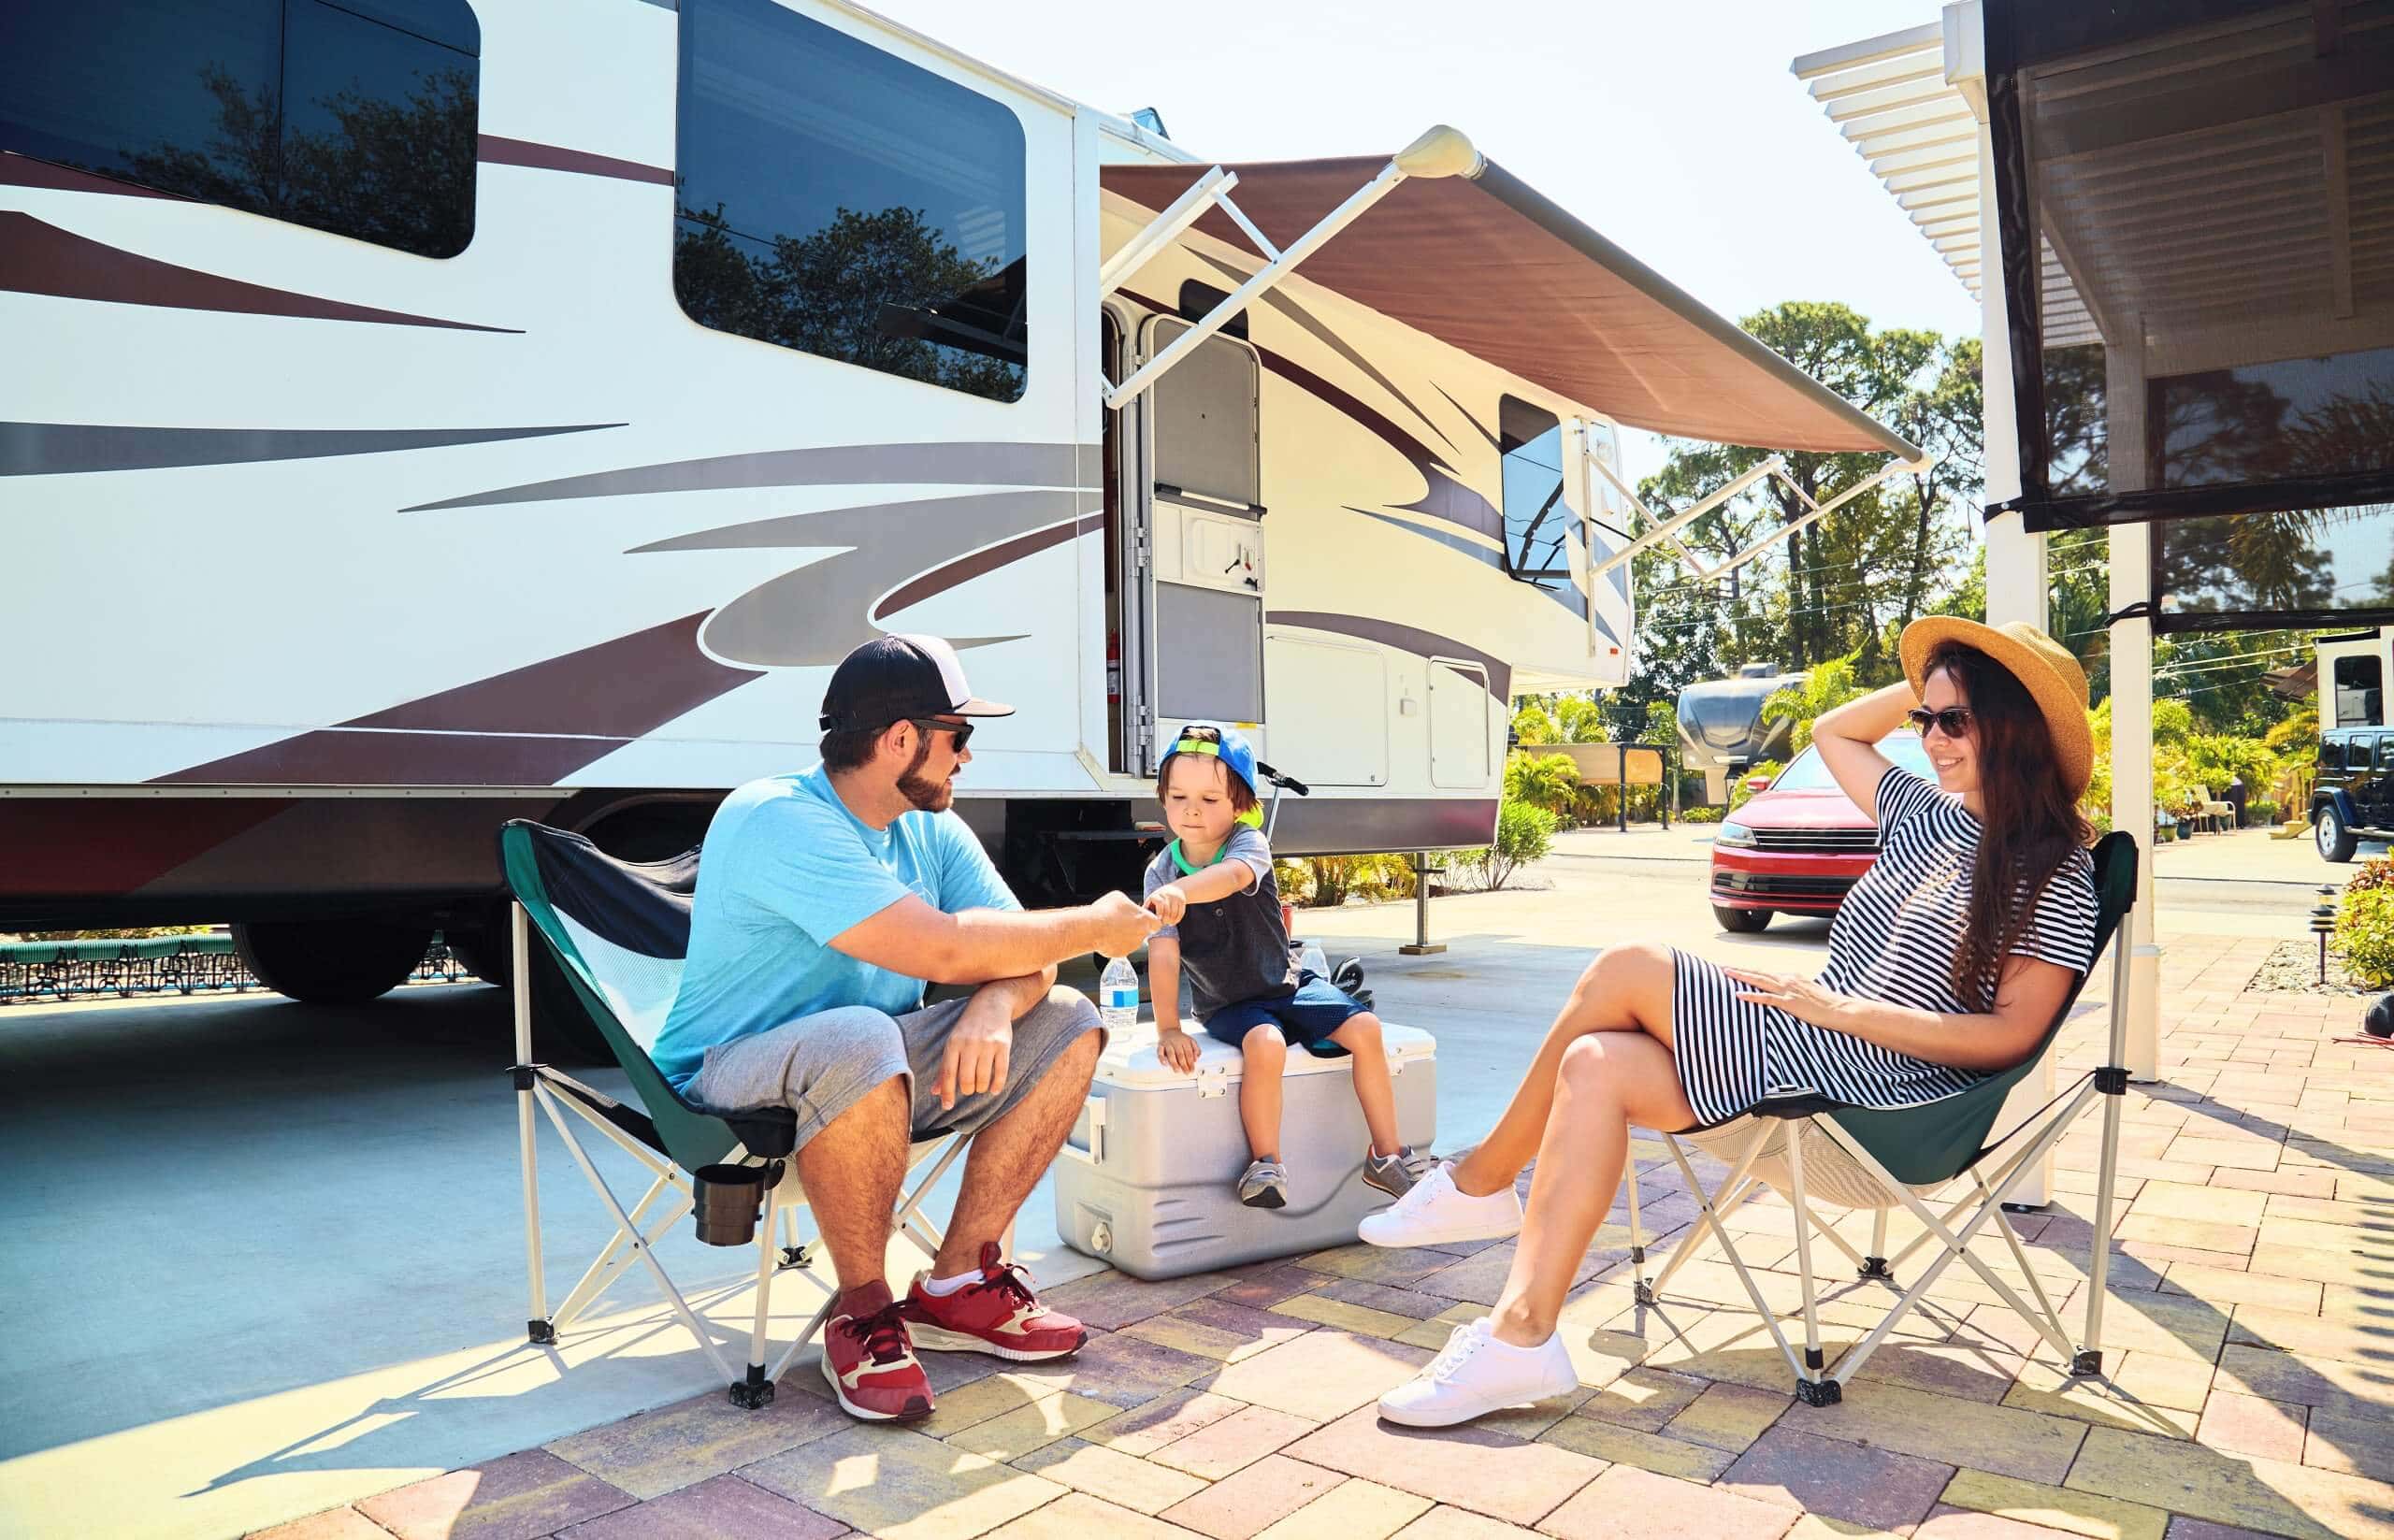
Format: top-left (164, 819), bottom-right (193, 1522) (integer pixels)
top-left (1370, 619), bottom-right (2100, 1427)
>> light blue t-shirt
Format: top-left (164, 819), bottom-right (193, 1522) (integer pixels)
top-left (654, 765), bottom-right (1019, 1089)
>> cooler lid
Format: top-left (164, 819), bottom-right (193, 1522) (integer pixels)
top-left (1094, 1018), bottom-right (1434, 1090)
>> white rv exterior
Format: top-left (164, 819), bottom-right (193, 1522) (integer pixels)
top-left (2, 0), bottom-right (1885, 999)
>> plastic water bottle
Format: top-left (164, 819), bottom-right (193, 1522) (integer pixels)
top-left (1099, 955), bottom-right (1140, 1035)
top-left (1298, 940), bottom-right (1330, 981)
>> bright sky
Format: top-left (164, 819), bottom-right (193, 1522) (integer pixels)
top-left (876, 0), bottom-right (1983, 482)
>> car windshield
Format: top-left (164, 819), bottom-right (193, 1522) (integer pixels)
top-left (1766, 734), bottom-right (1933, 796)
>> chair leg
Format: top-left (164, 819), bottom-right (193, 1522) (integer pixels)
top-left (512, 905), bottom-right (553, 1346)
top-left (731, 1207), bottom-right (779, 1408)
top-left (1862, 1209), bottom-right (1893, 1281)
top-left (1784, 1126), bottom-right (1831, 1398)
top-left (1661, 1130), bottom-right (1812, 1387)
top-left (1623, 1149), bottom-right (1649, 1298)
top-left (552, 1173), bottom-right (688, 1332)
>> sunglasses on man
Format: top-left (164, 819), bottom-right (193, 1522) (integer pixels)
top-left (908, 717), bottom-right (973, 750)
top-left (1905, 706), bottom-right (1974, 739)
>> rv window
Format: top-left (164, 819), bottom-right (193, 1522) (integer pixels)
top-left (1497, 396), bottom-right (1584, 614)
top-left (673, 0), bottom-right (1029, 403)
top-left (0, 1), bottom-right (479, 260)
top-left (2334, 655), bottom-right (2384, 730)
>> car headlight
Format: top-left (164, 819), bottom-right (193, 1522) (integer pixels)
top-left (1715, 821), bottom-right (1757, 847)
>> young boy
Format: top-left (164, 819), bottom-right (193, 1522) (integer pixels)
top-left (1141, 724), bottom-right (1426, 1209)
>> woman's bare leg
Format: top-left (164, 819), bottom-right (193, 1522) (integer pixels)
top-left (1488, 1031), bottom-right (1697, 1346)
top-left (1449, 943), bottom-right (1678, 1198)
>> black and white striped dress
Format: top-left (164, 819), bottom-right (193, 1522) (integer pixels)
top-left (1671, 765), bottom-right (2099, 1127)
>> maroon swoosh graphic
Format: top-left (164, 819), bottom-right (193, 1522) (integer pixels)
top-left (0, 213), bottom-right (516, 332)
top-left (156, 614), bottom-right (763, 785)
top-left (0, 151), bottom-right (184, 200)
top-left (873, 514), bottom-right (1103, 620)
top-left (478, 135), bottom-right (676, 187)
top-left (0, 800), bottom-right (288, 899)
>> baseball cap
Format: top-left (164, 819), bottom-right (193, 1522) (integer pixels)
top-left (818, 634), bottom-right (1015, 734)
top-left (1160, 722), bottom-right (1260, 803)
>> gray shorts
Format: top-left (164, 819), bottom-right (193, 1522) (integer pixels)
top-left (685, 985), bottom-right (1103, 1150)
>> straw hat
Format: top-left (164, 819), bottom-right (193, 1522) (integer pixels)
top-left (1898, 617), bottom-right (2094, 798)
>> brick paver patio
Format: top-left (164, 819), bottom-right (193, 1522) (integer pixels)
top-left (262, 933), bottom-right (2394, 1540)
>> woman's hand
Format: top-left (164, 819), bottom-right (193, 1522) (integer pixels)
top-left (1722, 967), bottom-right (1857, 1031)
top-left (1157, 1027), bottom-right (1200, 1072)
top-left (1146, 884), bottom-right (1188, 927)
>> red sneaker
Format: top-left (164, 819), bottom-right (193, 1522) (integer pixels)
top-left (819, 1281), bottom-right (934, 1422)
top-left (901, 1243), bottom-right (1088, 1361)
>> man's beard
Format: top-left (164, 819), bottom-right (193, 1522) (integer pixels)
top-left (897, 739), bottom-right (954, 813)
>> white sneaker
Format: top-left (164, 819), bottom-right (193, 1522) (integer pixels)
top-left (1357, 1160), bottom-right (1523, 1247)
top-left (1377, 1319), bottom-right (1579, 1427)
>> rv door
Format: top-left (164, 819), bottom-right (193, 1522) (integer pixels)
top-left (1138, 313), bottom-right (1264, 759)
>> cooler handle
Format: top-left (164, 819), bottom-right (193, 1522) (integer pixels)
top-left (1061, 1093), bottom-right (1108, 1166)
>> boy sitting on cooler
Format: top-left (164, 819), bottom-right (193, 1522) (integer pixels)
top-left (1141, 724), bottom-right (1427, 1209)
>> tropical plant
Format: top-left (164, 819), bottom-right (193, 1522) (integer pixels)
top-left (1450, 802), bottom-right (1557, 892)
top-left (1728, 760), bottom-right (1783, 812)
top-left (1760, 648), bottom-right (1866, 758)
top-left (1504, 752), bottom-right (1582, 817)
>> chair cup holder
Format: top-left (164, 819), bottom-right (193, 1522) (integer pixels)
top-left (693, 1163), bottom-right (774, 1246)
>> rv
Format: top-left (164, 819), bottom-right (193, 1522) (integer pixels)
top-left (1, 0), bottom-right (1914, 1013)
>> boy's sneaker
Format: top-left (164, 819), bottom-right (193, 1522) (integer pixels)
top-left (1362, 1145), bottom-right (1425, 1199)
top-left (1377, 1318), bottom-right (1578, 1427)
top-left (820, 1281), bottom-right (934, 1422)
top-left (1238, 1158), bottom-right (1289, 1209)
top-left (901, 1243), bottom-right (1087, 1362)
top-left (1357, 1160), bottom-right (1522, 1247)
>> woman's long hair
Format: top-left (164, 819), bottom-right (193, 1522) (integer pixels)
top-left (1923, 640), bottom-right (2092, 1008)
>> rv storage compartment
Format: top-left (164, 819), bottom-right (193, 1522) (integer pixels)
top-left (1053, 1022), bottom-right (1435, 1279)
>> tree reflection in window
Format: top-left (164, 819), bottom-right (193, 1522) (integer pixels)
top-left (0, 1), bottom-right (478, 260)
top-left (671, 0), bottom-right (1029, 403)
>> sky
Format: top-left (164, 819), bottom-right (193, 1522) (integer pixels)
top-left (874, 0), bottom-right (1984, 481)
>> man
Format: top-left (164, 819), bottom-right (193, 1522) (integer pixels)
top-left (655, 634), bottom-right (1158, 1422)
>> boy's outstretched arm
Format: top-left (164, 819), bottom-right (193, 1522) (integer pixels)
top-left (1148, 936), bottom-right (1199, 1072)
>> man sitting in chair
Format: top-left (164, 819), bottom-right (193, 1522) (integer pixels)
top-left (654, 633), bottom-right (1160, 1423)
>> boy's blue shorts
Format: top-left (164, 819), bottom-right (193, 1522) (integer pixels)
top-left (1201, 971), bottom-right (1369, 1058)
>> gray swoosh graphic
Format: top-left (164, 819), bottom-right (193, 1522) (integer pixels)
top-left (0, 421), bottom-right (621, 477)
top-left (404, 440), bottom-right (1093, 512)
top-left (1194, 252), bottom-right (1458, 458)
top-left (641, 491), bottom-right (1096, 667)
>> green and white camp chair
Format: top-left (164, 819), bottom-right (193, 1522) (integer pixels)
top-left (1622, 832), bottom-right (2140, 1405)
top-left (502, 820), bottom-right (973, 1408)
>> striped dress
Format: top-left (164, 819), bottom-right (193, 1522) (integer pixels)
top-left (1671, 765), bottom-right (2099, 1127)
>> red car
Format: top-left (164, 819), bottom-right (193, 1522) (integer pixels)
top-left (1708, 732), bottom-right (1933, 933)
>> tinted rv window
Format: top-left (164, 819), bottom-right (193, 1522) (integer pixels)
top-left (0, 1), bottom-right (480, 259)
top-left (673, 0), bottom-right (1030, 403)
top-left (2334, 655), bottom-right (2383, 729)
top-left (1498, 396), bottom-right (1584, 613)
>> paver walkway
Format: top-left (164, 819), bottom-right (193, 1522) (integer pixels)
top-left (263, 933), bottom-right (2394, 1540)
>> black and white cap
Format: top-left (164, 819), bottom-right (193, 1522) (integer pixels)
top-left (818, 633), bottom-right (1015, 734)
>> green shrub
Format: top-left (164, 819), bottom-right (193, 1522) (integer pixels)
top-left (1451, 802), bottom-right (1556, 892)
top-left (1273, 858), bottom-right (1315, 905)
top-left (2247, 799), bottom-right (2277, 825)
top-left (1504, 752), bottom-right (1580, 817)
top-left (2333, 885), bottom-right (2394, 986)
top-left (1680, 806), bottom-right (1723, 824)
top-left (1299, 853), bottom-right (1416, 907)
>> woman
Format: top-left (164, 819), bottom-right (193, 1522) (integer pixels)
top-left (1367, 618), bottom-right (2101, 1427)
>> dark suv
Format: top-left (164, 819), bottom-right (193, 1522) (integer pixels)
top-left (2312, 727), bottom-right (2393, 861)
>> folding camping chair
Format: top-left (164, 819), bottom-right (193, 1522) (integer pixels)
top-left (1621, 832), bottom-right (2139, 1405)
top-left (501, 820), bottom-right (976, 1408)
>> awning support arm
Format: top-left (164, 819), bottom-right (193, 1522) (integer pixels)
top-left (1689, 455), bottom-right (1926, 582)
top-left (1103, 125), bottom-right (1485, 413)
top-left (1099, 165), bottom-right (1239, 295)
top-left (1591, 456), bottom-right (1786, 580)
top-left (1587, 449), bottom-right (1718, 581)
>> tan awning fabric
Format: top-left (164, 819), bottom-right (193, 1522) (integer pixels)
top-left (1101, 155), bottom-right (1919, 458)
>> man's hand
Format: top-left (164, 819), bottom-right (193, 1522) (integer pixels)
top-left (935, 992), bottom-right (1015, 1111)
top-left (1157, 1026), bottom-right (1200, 1072)
top-left (1092, 891), bottom-right (1161, 958)
top-left (1146, 884), bottom-right (1188, 927)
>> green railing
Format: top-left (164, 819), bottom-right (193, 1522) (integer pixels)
top-left (0, 933), bottom-right (472, 1005)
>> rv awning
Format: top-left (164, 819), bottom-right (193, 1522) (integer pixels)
top-left (1100, 155), bottom-right (1921, 459)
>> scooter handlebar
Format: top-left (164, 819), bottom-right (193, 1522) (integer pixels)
top-left (1254, 760), bottom-right (1310, 797)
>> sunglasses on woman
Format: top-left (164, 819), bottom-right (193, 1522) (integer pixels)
top-left (908, 717), bottom-right (973, 750)
top-left (1905, 706), bottom-right (1974, 739)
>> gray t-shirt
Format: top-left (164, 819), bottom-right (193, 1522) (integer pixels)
top-left (1141, 827), bottom-right (1297, 1019)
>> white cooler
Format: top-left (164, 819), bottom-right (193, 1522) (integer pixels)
top-left (1051, 1018), bottom-right (1436, 1279)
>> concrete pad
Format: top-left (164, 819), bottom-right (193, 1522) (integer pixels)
top-left (356, 1449), bottom-right (633, 1540)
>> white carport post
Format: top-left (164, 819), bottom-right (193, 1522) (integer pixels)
top-left (1951, 1), bottom-right (2058, 1205)
top-left (2106, 332), bottom-right (2161, 1082)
